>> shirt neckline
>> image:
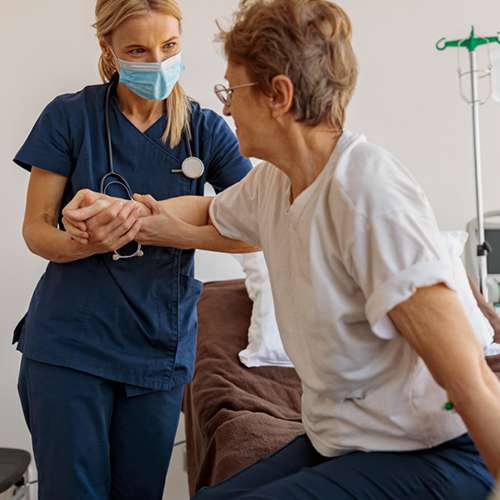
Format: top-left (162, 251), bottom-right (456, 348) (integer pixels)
top-left (111, 94), bottom-right (166, 137)
top-left (283, 131), bottom-right (356, 221)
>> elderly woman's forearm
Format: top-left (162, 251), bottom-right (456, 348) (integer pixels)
top-left (174, 223), bottom-right (258, 253)
top-left (452, 368), bottom-right (500, 477)
top-left (390, 284), bottom-right (500, 476)
top-left (157, 195), bottom-right (213, 226)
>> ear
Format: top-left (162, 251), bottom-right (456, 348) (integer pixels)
top-left (268, 75), bottom-right (294, 119)
top-left (99, 38), bottom-right (107, 52)
top-left (99, 38), bottom-right (113, 60)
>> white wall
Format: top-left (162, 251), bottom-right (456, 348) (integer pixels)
top-left (340, 1), bottom-right (500, 231)
top-left (1, 0), bottom-right (500, 494)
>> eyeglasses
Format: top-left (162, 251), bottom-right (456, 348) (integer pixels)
top-left (214, 82), bottom-right (258, 106)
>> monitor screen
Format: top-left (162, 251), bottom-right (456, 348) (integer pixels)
top-left (485, 229), bottom-right (500, 274)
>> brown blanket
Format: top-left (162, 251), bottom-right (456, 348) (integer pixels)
top-left (183, 280), bottom-right (303, 496)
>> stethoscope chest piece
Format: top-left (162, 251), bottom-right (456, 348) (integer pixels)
top-left (181, 156), bottom-right (205, 180)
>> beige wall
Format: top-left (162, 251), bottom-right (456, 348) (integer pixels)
top-left (1, 0), bottom-right (500, 494)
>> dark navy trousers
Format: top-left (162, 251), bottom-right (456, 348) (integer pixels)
top-left (193, 433), bottom-right (494, 499)
top-left (18, 357), bottom-right (183, 500)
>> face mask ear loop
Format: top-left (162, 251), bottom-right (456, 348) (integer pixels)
top-left (108, 47), bottom-right (121, 70)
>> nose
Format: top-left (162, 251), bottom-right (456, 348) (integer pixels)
top-left (149, 48), bottom-right (163, 63)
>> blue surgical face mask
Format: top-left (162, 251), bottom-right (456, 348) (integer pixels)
top-left (115, 51), bottom-right (184, 101)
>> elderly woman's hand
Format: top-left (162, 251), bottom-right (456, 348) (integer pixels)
top-left (485, 316), bottom-right (500, 379)
top-left (133, 194), bottom-right (187, 248)
top-left (491, 316), bottom-right (500, 345)
top-left (487, 354), bottom-right (500, 377)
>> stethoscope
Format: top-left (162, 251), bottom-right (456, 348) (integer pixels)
top-left (101, 74), bottom-right (205, 261)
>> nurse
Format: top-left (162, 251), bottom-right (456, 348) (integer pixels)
top-left (13, 1), bottom-right (252, 499)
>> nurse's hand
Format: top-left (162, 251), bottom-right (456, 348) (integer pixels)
top-left (62, 189), bottom-right (151, 244)
top-left (62, 189), bottom-right (111, 243)
top-left (134, 194), bottom-right (186, 247)
top-left (68, 198), bottom-right (142, 254)
top-left (63, 194), bottom-right (142, 251)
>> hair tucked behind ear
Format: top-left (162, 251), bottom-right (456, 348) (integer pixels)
top-left (94, 0), bottom-right (191, 148)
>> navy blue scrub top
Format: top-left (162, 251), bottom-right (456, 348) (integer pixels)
top-left (13, 83), bottom-right (251, 392)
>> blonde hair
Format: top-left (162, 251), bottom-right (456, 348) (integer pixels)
top-left (218, 0), bottom-right (358, 131)
top-left (94, 0), bottom-right (191, 148)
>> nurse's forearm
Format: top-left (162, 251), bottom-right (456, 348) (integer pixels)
top-left (23, 220), bottom-right (95, 264)
top-left (23, 168), bottom-right (96, 263)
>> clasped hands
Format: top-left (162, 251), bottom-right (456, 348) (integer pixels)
top-left (61, 189), bottom-right (184, 253)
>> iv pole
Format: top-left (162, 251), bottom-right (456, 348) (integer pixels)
top-left (436, 27), bottom-right (500, 301)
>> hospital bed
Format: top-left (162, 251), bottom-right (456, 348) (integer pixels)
top-left (184, 279), bottom-right (500, 497)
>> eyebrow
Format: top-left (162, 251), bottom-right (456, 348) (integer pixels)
top-left (124, 37), bottom-right (179, 49)
top-left (162, 36), bottom-right (180, 44)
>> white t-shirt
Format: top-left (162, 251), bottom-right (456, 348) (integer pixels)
top-left (209, 131), bottom-right (470, 456)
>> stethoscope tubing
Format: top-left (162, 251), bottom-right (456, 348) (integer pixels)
top-left (101, 76), bottom-right (205, 261)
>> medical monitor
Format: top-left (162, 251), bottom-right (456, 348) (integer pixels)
top-left (485, 229), bottom-right (500, 275)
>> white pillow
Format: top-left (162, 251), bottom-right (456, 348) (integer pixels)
top-left (234, 231), bottom-right (494, 368)
top-left (233, 252), bottom-right (293, 368)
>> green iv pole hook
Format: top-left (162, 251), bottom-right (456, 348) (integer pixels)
top-left (436, 26), bottom-right (500, 301)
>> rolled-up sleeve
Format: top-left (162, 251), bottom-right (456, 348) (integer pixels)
top-left (347, 210), bottom-right (457, 340)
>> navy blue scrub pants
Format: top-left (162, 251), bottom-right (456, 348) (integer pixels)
top-left (18, 357), bottom-right (183, 500)
top-left (193, 433), bottom-right (494, 500)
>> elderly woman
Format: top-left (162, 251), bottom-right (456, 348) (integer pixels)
top-left (65, 0), bottom-right (500, 498)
